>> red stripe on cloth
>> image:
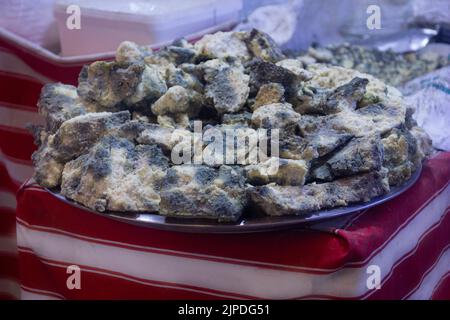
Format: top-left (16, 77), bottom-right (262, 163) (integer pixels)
top-left (344, 152), bottom-right (450, 230)
top-left (16, 195), bottom-right (350, 273)
top-left (18, 249), bottom-right (246, 300)
top-left (16, 250), bottom-right (69, 300)
top-left (0, 292), bottom-right (17, 300)
top-left (0, 154), bottom-right (34, 186)
top-left (0, 128), bottom-right (36, 161)
top-left (0, 101), bottom-right (37, 112)
top-left (0, 40), bottom-right (85, 85)
top-left (0, 69), bottom-right (43, 86)
top-left (0, 71), bottom-right (42, 107)
top-left (16, 215), bottom-right (346, 274)
top-left (431, 272), bottom-right (450, 300)
top-left (290, 207), bottom-right (450, 300)
top-left (335, 153), bottom-right (450, 265)
top-left (366, 208), bottom-right (450, 299)
top-left (406, 249), bottom-right (450, 300)
top-left (0, 162), bottom-right (22, 192)
top-left (0, 208), bottom-right (16, 234)
top-left (14, 155), bottom-right (450, 299)
top-left (20, 285), bottom-right (63, 300)
top-left (16, 153), bottom-right (450, 272)
top-left (0, 198), bottom-right (19, 298)
top-left (0, 255), bottom-right (19, 281)
top-left (0, 101), bottom-right (43, 133)
top-left (14, 180), bottom-right (450, 290)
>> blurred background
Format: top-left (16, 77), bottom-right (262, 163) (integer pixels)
top-left (0, 0), bottom-right (448, 56)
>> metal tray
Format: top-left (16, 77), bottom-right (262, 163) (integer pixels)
top-left (47, 164), bottom-right (422, 234)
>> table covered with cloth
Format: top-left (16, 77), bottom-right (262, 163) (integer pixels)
top-left (15, 152), bottom-right (450, 300)
top-left (1, 28), bottom-right (450, 300)
top-left (0, 28), bottom-right (92, 299)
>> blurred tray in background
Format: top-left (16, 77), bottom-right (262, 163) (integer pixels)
top-left (54, 0), bottom-right (243, 56)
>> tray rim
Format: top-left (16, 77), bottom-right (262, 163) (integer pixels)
top-left (46, 163), bottom-right (422, 234)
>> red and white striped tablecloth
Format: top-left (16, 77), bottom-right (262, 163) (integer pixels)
top-left (0, 28), bottom-right (93, 299)
top-left (15, 152), bottom-right (450, 300)
top-left (2, 28), bottom-right (450, 300)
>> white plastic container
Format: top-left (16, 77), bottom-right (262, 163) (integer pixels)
top-left (55, 0), bottom-right (243, 56)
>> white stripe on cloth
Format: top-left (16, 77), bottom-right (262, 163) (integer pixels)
top-left (362, 208), bottom-right (450, 299)
top-left (0, 104), bottom-right (43, 131)
top-left (18, 249), bottom-right (248, 300)
top-left (0, 190), bottom-right (16, 210)
top-left (0, 49), bottom-right (52, 83)
top-left (346, 180), bottom-right (450, 268)
top-left (0, 150), bottom-right (34, 183)
top-left (20, 286), bottom-right (63, 300)
top-left (0, 236), bottom-right (17, 255)
top-left (0, 278), bottom-right (21, 299)
top-left (16, 216), bottom-right (336, 273)
top-left (16, 183), bottom-right (450, 299)
top-left (15, 178), bottom-right (450, 273)
top-left (431, 272), bottom-right (450, 298)
top-left (406, 245), bottom-right (450, 300)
